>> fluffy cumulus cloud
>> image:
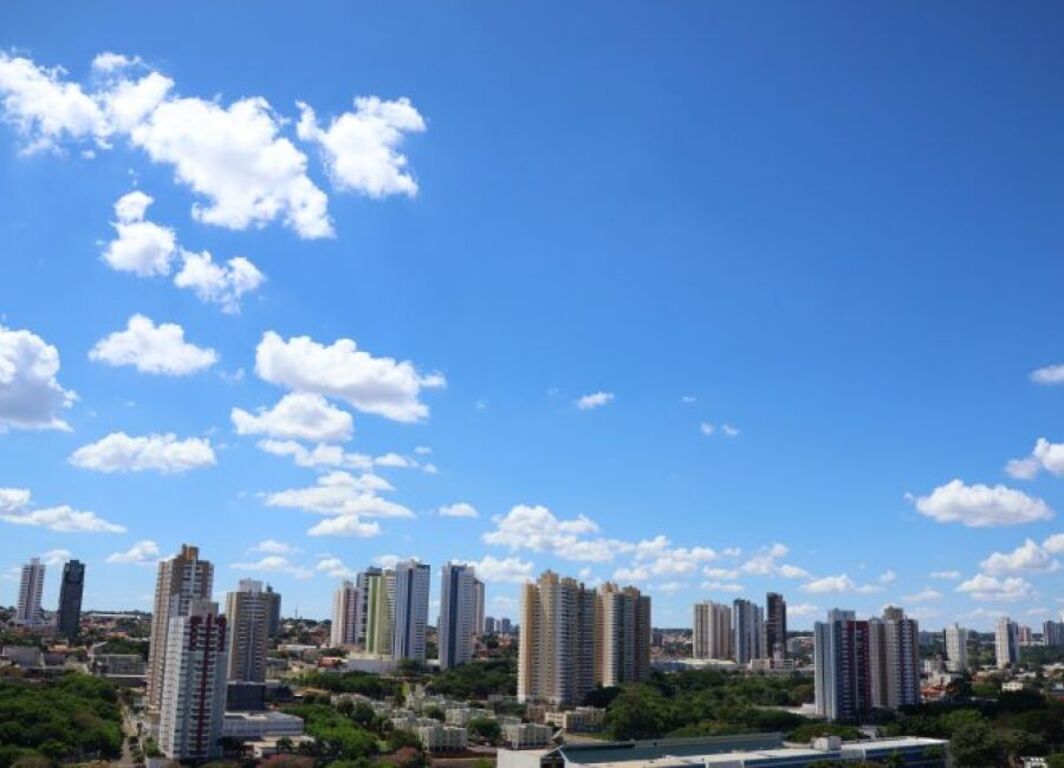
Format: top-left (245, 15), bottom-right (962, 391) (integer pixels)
top-left (316, 556), bottom-right (356, 578)
top-left (232, 392), bottom-right (354, 443)
top-left (903, 588), bottom-right (943, 603)
top-left (465, 555), bottom-right (534, 583)
top-left (439, 502), bottom-right (478, 518)
top-left (576, 391), bottom-right (613, 410)
top-left (1006, 438), bottom-right (1064, 480)
top-left (251, 539), bottom-right (297, 555)
top-left (69, 432), bottom-right (216, 474)
top-left (0, 487), bottom-right (124, 533)
top-left (102, 190), bottom-right (265, 311)
top-left (908, 479), bottom-right (1052, 527)
top-left (106, 539), bottom-right (160, 564)
top-left (0, 324), bottom-right (77, 431)
top-left (307, 516), bottom-right (381, 538)
top-left (0, 52), bottom-right (427, 238)
top-left (264, 471), bottom-right (412, 538)
top-left (254, 331), bottom-right (445, 423)
top-left (89, 314), bottom-right (217, 375)
top-left (801, 574), bottom-right (885, 595)
top-left (957, 573), bottom-right (1034, 602)
top-left (1030, 364), bottom-right (1064, 385)
top-left (231, 555), bottom-right (312, 579)
top-left (483, 505), bottom-right (621, 562)
top-left (256, 439), bottom-right (373, 471)
top-left (980, 538), bottom-right (1060, 574)
top-left (297, 96), bottom-right (425, 197)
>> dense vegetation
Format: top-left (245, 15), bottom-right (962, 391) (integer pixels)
top-left (592, 669), bottom-right (814, 741)
top-left (282, 699), bottom-right (428, 767)
top-left (427, 657), bottom-right (517, 700)
top-left (296, 671), bottom-right (403, 700)
top-left (0, 673), bottom-right (122, 767)
top-left (95, 638), bottom-right (149, 658)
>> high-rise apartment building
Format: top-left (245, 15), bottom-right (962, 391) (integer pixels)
top-left (732, 598), bottom-right (764, 665)
top-left (56, 559), bottom-right (85, 639)
top-left (264, 584), bottom-right (282, 639)
top-left (147, 544), bottom-right (214, 710)
top-left (392, 560), bottom-right (431, 661)
top-left (944, 624), bottom-right (969, 672)
top-left (1044, 620), bottom-right (1064, 647)
top-left (225, 579), bottom-right (272, 683)
top-left (360, 567), bottom-right (395, 655)
top-left (158, 600), bottom-right (228, 761)
top-left (814, 609), bottom-right (872, 721)
top-left (595, 583), bottom-right (651, 687)
top-left (868, 606), bottom-right (921, 710)
top-left (331, 580), bottom-right (360, 647)
top-left (693, 601), bottom-right (732, 660)
top-left (16, 557), bottom-right (45, 625)
top-left (473, 576), bottom-right (485, 638)
top-left (518, 571), bottom-right (597, 705)
top-left (765, 592), bottom-right (787, 661)
top-left (439, 562), bottom-right (478, 669)
top-left (995, 617), bottom-right (1020, 669)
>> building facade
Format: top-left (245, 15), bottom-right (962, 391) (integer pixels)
top-left (868, 606), bottom-right (921, 710)
top-left (392, 560), bottom-right (431, 661)
top-left (1043, 620), bottom-right (1064, 647)
top-left (693, 601), bottom-right (732, 660)
top-left (331, 580), bottom-right (360, 647)
top-left (596, 583), bottom-right (651, 687)
top-left (56, 559), bottom-right (85, 639)
top-left (16, 557), bottom-right (45, 626)
top-left (765, 592), bottom-right (787, 661)
top-left (439, 562), bottom-right (478, 669)
top-left (226, 579), bottom-right (272, 683)
top-left (147, 544), bottom-right (214, 710)
top-left (944, 624), bottom-right (969, 673)
top-left (814, 609), bottom-right (872, 721)
top-left (158, 600), bottom-right (229, 761)
top-left (732, 598), bottom-right (764, 665)
top-left (995, 617), bottom-right (1020, 669)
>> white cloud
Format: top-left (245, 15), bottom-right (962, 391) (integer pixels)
top-left (0, 487), bottom-right (124, 533)
top-left (39, 548), bottom-right (72, 567)
top-left (909, 479), bottom-right (1052, 527)
top-left (700, 580), bottom-right (744, 593)
top-left (788, 602), bottom-right (820, 617)
top-left (232, 392), bottom-right (353, 443)
top-left (879, 569), bottom-right (897, 584)
top-left (70, 432), bottom-right (215, 474)
top-left (129, 95), bottom-right (332, 238)
top-left (106, 539), bottom-right (160, 564)
top-left (657, 581), bottom-right (685, 595)
top-left (721, 424), bottom-right (740, 437)
top-left (903, 588), bottom-right (943, 603)
top-left (1006, 438), bottom-right (1064, 480)
top-left (316, 556), bottom-right (356, 578)
top-left (957, 573), bottom-right (1034, 602)
top-left (700, 422), bottom-right (714, 435)
top-left (801, 574), bottom-right (884, 595)
top-left (930, 570), bottom-right (961, 580)
top-left (264, 471), bottom-right (407, 516)
top-left (739, 543), bottom-right (807, 579)
top-left (374, 452), bottom-right (412, 468)
top-left (296, 96), bottom-right (425, 197)
top-left (256, 439), bottom-right (373, 471)
top-left (231, 555), bottom-right (312, 579)
top-left (103, 190), bottom-right (177, 276)
top-left (0, 324), bottom-right (77, 431)
top-left (413, 446), bottom-right (432, 455)
top-left (307, 516), bottom-right (381, 538)
top-left (90, 314), bottom-right (217, 375)
top-left (251, 539), bottom-right (296, 555)
top-left (576, 391), bottom-right (613, 410)
top-left (483, 504), bottom-right (620, 562)
top-left (465, 555), bottom-right (534, 584)
top-left (254, 331), bottom-right (445, 422)
top-left (174, 251), bottom-right (264, 313)
top-left (681, 396), bottom-right (697, 404)
top-left (439, 502), bottom-right (478, 518)
top-left (1030, 364), bottom-right (1064, 385)
top-left (979, 539), bottom-right (1059, 574)
top-left (703, 566), bottom-right (740, 580)
top-left (1042, 533), bottom-right (1064, 554)
top-left (91, 52), bottom-right (139, 73)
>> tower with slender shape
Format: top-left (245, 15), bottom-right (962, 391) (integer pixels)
top-left (16, 557), bottom-right (45, 626)
top-left (596, 583), bottom-right (651, 686)
top-left (392, 560), bottom-right (431, 661)
top-left (765, 592), bottom-right (787, 661)
top-left (439, 562), bottom-right (478, 669)
top-left (693, 601), bottom-right (732, 660)
top-left (732, 598), bottom-right (765, 665)
top-left (331, 580), bottom-right (359, 646)
top-left (868, 606), bottom-right (921, 710)
top-left (225, 579), bottom-right (271, 683)
top-left (147, 544), bottom-right (213, 711)
top-left (56, 559), bottom-right (85, 639)
top-left (814, 609), bottom-right (872, 721)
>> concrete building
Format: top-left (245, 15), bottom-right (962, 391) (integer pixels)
top-left (226, 579), bottom-right (272, 683)
top-left (944, 624), bottom-right (969, 673)
top-left (732, 598), bottom-right (764, 665)
top-left (222, 711), bottom-right (304, 741)
top-left (265, 584), bottom-right (282, 639)
top-left (473, 576), bottom-right (486, 638)
top-left (16, 557), bottom-right (45, 626)
top-left (393, 559), bottom-right (431, 661)
top-left (496, 734), bottom-right (948, 768)
top-left (360, 567), bottom-right (394, 655)
top-left (158, 600), bottom-right (228, 761)
top-left (56, 559), bottom-right (85, 639)
top-left (1043, 620), bottom-right (1064, 647)
top-left (503, 722), bottom-right (554, 750)
top-left (693, 601), bottom-right (732, 660)
top-left (544, 707), bottom-right (605, 732)
top-left (147, 544), bottom-right (214, 710)
top-left (814, 609), bottom-right (872, 721)
top-left (417, 723), bottom-right (468, 752)
top-left (500, 617), bottom-right (513, 634)
top-left (518, 571), bottom-right (597, 705)
top-left (765, 592), bottom-right (787, 661)
top-left (331, 580), bottom-right (360, 647)
top-left (868, 606), bottom-right (921, 710)
top-left (596, 583), bottom-right (651, 687)
top-left (996, 617), bottom-right (1020, 669)
top-left (439, 562), bottom-right (478, 669)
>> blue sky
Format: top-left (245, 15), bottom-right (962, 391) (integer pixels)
top-left (1, 2), bottom-right (1064, 630)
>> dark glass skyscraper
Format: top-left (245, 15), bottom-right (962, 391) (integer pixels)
top-left (766, 592), bottom-right (787, 660)
top-left (57, 559), bottom-right (85, 639)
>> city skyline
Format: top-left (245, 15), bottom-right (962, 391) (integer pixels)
top-left (4, 4), bottom-right (1064, 631)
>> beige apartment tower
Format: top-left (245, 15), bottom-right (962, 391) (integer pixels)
top-left (225, 579), bottom-right (272, 683)
top-left (693, 600), bottom-right (733, 660)
top-left (596, 582), bottom-right (651, 687)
